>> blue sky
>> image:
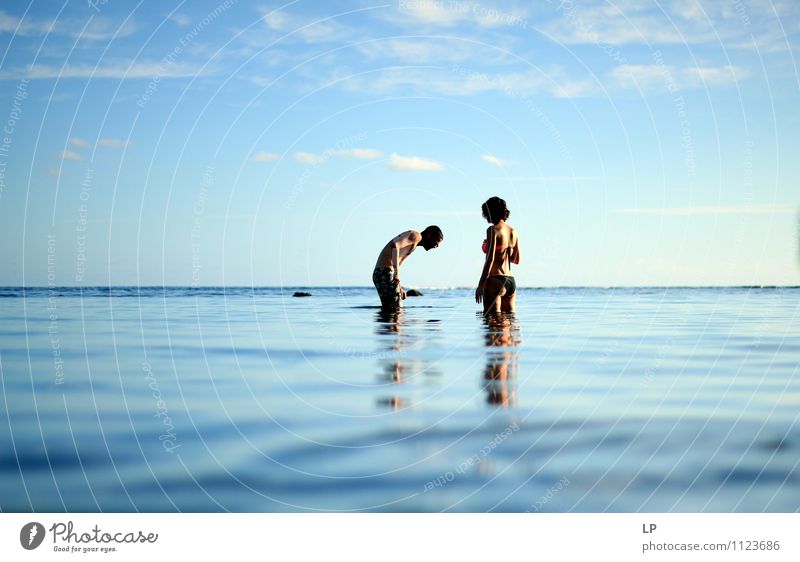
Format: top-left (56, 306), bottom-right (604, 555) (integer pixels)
top-left (0, 0), bottom-right (798, 286)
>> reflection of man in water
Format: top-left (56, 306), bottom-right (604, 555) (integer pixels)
top-left (374, 307), bottom-right (408, 409)
top-left (373, 308), bottom-right (443, 410)
top-left (373, 226), bottom-right (443, 308)
top-left (376, 308), bottom-right (405, 382)
top-left (483, 313), bottom-right (520, 408)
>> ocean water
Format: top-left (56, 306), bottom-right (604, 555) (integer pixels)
top-left (1, 286), bottom-right (798, 512)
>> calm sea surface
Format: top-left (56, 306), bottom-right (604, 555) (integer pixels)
top-left (1, 286), bottom-right (798, 512)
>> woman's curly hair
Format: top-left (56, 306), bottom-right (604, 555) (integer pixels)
top-left (481, 196), bottom-right (510, 224)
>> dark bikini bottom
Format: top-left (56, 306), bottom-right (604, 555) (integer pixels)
top-left (488, 275), bottom-right (516, 297)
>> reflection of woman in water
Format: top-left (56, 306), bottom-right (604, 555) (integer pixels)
top-left (476, 196), bottom-right (521, 315)
top-left (483, 313), bottom-right (520, 407)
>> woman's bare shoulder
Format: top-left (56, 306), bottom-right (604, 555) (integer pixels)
top-left (508, 225), bottom-right (519, 242)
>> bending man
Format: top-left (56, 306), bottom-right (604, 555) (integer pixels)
top-left (373, 226), bottom-right (443, 308)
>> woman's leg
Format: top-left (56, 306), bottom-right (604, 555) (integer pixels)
top-left (499, 277), bottom-right (517, 313)
top-left (501, 291), bottom-right (516, 313)
top-left (483, 276), bottom-right (506, 315)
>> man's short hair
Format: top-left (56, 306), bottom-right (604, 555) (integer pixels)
top-left (422, 225), bottom-right (443, 241)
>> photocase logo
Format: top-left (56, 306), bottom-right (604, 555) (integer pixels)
top-left (20, 522), bottom-right (45, 550)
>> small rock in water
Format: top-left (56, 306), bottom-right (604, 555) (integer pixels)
top-left (405, 289), bottom-right (423, 297)
top-left (761, 438), bottom-right (791, 451)
top-left (292, 292), bottom-right (312, 297)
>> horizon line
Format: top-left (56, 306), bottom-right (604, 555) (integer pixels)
top-left (4, 284), bottom-right (799, 290)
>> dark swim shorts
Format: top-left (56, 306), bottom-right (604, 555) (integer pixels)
top-left (372, 266), bottom-right (400, 305)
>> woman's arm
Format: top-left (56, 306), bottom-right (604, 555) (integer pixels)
top-left (479, 227), bottom-right (497, 281)
top-left (511, 232), bottom-right (520, 264)
top-left (476, 227), bottom-right (496, 303)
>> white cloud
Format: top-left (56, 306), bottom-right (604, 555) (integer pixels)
top-left (355, 37), bottom-right (502, 64)
top-left (0, 61), bottom-right (203, 80)
top-left (336, 66), bottom-right (600, 98)
top-left (251, 151), bottom-right (280, 162)
top-left (0, 9), bottom-right (55, 36)
top-left (168, 13), bottom-right (192, 27)
top-left (0, 10), bottom-right (136, 40)
top-left (390, 1), bottom-right (529, 29)
top-left (290, 148), bottom-right (382, 164)
top-left (482, 155), bottom-right (506, 166)
top-left (610, 64), bottom-right (747, 91)
top-left (237, 16), bottom-right (518, 77)
top-left (615, 204), bottom-right (795, 216)
top-left (262, 10), bottom-right (291, 31)
top-left (671, 0), bottom-right (705, 21)
top-left (75, 17), bottom-right (137, 41)
top-left (67, 138), bottom-right (129, 149)
top-left (388, 153), bottom-right (444, 172)
top-left (609, 64), bottom-right (669, 90)
top-left (538, 2), bottom-right (720, 46)
top-left (330, 148), bottom-right (382, 159)
top-left (686, 65), bottom-right (747, 84)
top-left (538, 0), bottom-right (800, 52)
top-left (379, 67), bottom-right (507, 95)
top-left (551, 78), bottom-right (598, 98)
top-left (69, 137), bottom-right (91, 149)
top-left (58, 150), bottom-right (83, 161)
top-left (395, 1), bottom-right (462, 26)
top-left (294, 151), bottom-right (326, 164)
top-left (97, 138), bottom-right (129, 148)
top-left (259, 7), bottom-right (353, 43)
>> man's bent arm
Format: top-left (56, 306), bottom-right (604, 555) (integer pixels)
top-left (391, 244), bottom-right (400, 280)
top-left (390, 230), bottom-right (420, 285)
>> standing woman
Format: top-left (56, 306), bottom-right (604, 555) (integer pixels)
top-left (476, 196), bottom-right (521, 314)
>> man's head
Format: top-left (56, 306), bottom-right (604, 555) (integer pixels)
top-left (482, 196), bottom-right (510, 224)
top-left (420, 225), bottom-right (443, 251)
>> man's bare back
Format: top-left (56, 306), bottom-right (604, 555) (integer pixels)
top-left (374, 230), bottom-right (422, 271)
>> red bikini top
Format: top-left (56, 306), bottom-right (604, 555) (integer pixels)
top-left (482, 240), bottom-right (508, 254)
